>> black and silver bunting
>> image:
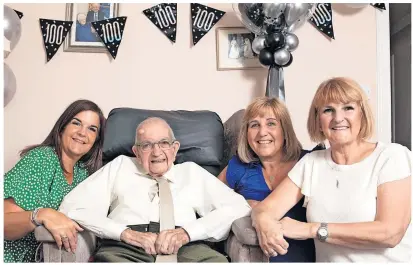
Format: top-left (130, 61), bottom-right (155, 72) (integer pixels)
top-left (14, 9), bottom-right (23, 19)
top-left (143, 3), bottom-right (177, 43)
top-left (91, 17), bottom-right (127, 59)
top-left (309, 3), bottom-right (335, 40)
top-left (191, 3), bottom-right (225, 46)
top-left (371, 3), bottom-right (386, 10)
top-left (39, 19), bottom-right (73, 62)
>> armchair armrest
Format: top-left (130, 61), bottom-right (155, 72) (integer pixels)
top-left (34, 226), bottom-right (97, 262)
top-left (34, 226), bottom-right (55, 242)
top-left (231, 216), bottom-right (259, 246)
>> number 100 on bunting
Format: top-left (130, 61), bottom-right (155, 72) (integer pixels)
top-left (143, 3), bottom-right (177, 43)
top-left (190, 3), bottom-right (225, 46)
top-left (40, 18), bottom-right (73, 62)
top-left (92, 16), bottom-right (127, 59)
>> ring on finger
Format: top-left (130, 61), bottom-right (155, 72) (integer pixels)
top-left (61, 235), bottom-right (69, 241)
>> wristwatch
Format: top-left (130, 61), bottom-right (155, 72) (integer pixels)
top-left (316, 223), bottom-right (328, 242)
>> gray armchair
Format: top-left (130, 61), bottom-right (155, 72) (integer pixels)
top-left (225, 217), bottom-right (268, 262)
top-left (34, 226), bottom-right (96, 262)
top-left (35, 108), bottom-right (265, 262)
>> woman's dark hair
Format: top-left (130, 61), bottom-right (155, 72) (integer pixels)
top-left (20, 99), bottom-right (106, 174)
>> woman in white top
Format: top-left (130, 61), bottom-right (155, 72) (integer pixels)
top-left (251, 77), bottom-right (412, 262)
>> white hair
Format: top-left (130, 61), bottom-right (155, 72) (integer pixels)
top-left (135, 117), bottom-right (175, 144)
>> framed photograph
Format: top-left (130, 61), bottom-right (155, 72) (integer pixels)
top-left (216, 27), bottom-right (261, 71)
top-left (64, 3), bottom-right (119, 53)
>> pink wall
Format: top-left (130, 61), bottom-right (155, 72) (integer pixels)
top-left (4, 3), bottom-right (378, 171)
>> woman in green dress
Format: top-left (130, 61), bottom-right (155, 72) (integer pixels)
top-left (4, 99), bottom-right (106, 262)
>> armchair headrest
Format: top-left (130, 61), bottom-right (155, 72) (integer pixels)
top-left (102, 108), bottom-right (224, 172)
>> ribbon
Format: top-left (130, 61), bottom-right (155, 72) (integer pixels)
top-left (265, 65), bottom-right (285, 101)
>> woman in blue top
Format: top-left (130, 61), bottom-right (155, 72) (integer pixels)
top-left (218, 96), bottom-right (316, 262)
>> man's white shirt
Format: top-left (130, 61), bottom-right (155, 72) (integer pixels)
top-left (59, 155), bottom-right (251, 242)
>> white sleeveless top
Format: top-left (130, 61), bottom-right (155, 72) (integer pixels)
top-left (289, 142), bottom-right (412, 262)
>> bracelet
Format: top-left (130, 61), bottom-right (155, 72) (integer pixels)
top-left (31, 207), bottom-right (43, 226)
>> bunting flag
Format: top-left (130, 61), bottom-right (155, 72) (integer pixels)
top-left (14, 9), bottom-right (23, 19)
top-left (191, 3), bottom-right (225, 46)
top-left (371, 3), bottom-right (386, 10)
top-left (91, 17), bottom-right (127, 59)
top-left (309, 3), bottom-right (335, 39)
top-left (39, 19), bottom-right (73, 62)
top-left (143, 4), bottom-right (177, 43)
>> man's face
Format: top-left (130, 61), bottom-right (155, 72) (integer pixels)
top-left (132, 120), bottom-right (180, 178)
top-left (91, 3), bottom-right (100, 12)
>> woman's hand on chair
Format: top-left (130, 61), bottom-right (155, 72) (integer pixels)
top-left (36, 208), bottom-right (83, 253)
top-left (252, 213), bottom-right (289, 257)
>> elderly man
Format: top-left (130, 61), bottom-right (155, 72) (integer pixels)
top-left (59, 117), bottom-right (251, 262)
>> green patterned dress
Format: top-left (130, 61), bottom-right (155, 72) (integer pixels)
top-left (3, 146), bottom-right (89, 262)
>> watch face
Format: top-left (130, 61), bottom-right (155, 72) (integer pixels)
top-left (319, 229), bottom-right (328, 237)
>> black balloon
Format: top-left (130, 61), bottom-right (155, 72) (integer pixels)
top-left (265, 32), bottom-right (285, 50)
top-left (259, 48), bottom-right (275, 66)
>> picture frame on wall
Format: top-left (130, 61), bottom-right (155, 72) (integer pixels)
top-left (64, 3), bottom-right (119, 53)
top-left (216, 27), bottom-right (261, 71)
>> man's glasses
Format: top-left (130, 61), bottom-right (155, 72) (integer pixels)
top-left (136, 140), bottom-right (175, 152)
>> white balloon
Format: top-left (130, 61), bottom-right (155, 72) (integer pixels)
top-left (4, 63), bottom-right (17, 107)
top-left (4, 5), bottom-right (22, 52)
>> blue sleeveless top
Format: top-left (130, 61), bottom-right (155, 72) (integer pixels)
top-left (226, 150), bottom-right (315, 263)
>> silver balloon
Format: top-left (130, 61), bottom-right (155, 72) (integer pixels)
top-left (262, 3), bottom-right (286, 19)
top-left (273, 48), bottom-right (291, 66)
top-left (4, 37), bottom-right (11, 58)
top-left (284, 33), bottom-right (299, 51)
top-left (4, 5), bottom-right (22, 53)
top-left (4, 63), bottom-right (17, 107)
top-left (252, 36), bottom-right (266, 54)
top-left (284, 3), bottom-right (311, 26)
top-left (286, 4), bottom-right (315, 33)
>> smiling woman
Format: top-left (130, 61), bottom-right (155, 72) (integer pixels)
top-left (252, 77), bottom-right (412, 262)
top-left (217, 97), bottom-right (316, 262)
top-left (3, 99), bottom-right (106, 262)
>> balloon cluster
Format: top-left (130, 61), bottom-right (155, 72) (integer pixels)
top-left (3, 5), bottom-right (22, 107)
top-left (234, 3), bottom-right (315, 68)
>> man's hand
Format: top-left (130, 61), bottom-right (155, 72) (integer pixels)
top-left (120, 228), bottom-right (158, 255)
top-left (155, 228), bottom-right (190, 255)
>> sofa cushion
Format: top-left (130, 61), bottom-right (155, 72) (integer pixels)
top-left (102, 108), bottom-right (224, 173)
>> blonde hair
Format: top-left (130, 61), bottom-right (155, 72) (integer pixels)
top-left (238, 97), bottom-right (302, 163)
top-left (307, 77), bottom-right (374, 143)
